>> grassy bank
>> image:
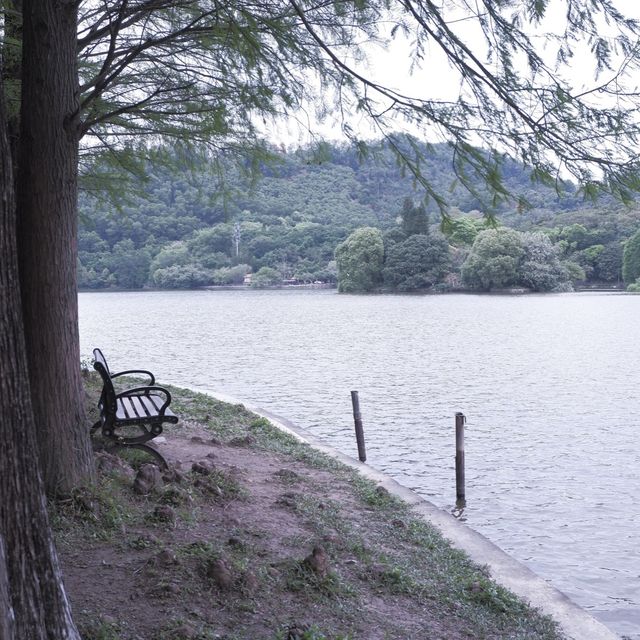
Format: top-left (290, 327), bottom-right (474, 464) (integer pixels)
top-left (54, 374), bottom-right (565, 640)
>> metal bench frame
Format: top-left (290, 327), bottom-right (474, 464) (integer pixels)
top-left (91, 348), bottom-right (177, 468)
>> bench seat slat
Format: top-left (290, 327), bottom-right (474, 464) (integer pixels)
top-left (144, 395), bottom-right (177, 420)
top-left (148, 395), bottom-right (167, 414)
top-left (115, 394), bottom-right (177, 423)
top-left (116, 398), bottom-right (130, 421)
top-left (118, 396), bottom-right (145, 420)
top-left (130, 395), bottom-right (148, 418)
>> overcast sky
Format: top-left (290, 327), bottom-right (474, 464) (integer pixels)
top-left (267, 0), bottom-right (640, 148)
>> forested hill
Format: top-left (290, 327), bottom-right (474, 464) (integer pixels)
top-left (78, 140), bottom-right (640, 290)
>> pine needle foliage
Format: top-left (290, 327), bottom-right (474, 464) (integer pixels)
top-left (48, 0), bottom-right (640, 210)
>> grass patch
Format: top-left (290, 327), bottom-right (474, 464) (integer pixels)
top-left (108, 444), bottom-right (161, 470)
top-left (153, 619), bottom-right (220, 640)
top-left (168, 387), bottom-right (256, 440)
top-left (190, 467), bottom-right (247, 502)
top-left (248, 417), bottom-right (346, 473)
top-left (348, 475), bottom-right (402, 511)
top-left (76, 615), bottom-right (122, 640)
top-left (294, 496), bottom-right (346, 534)
top-left (272, 625), bottom-right (353, 640)
top-left (157, 484), bottom-right (194, 507)
top-left (280, 558), bottom-right (356, 602)
top-left (176, 540), bottom-right (257, 590)
top-left (51, 478), bottom-right (138, 542)
top-left (364, 561), bottom-right (422, 597)
top-left (177, 540), bottom-right (220, 560)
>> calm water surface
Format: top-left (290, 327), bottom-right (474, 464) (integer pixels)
top-left (79, 289), bottom-right (640, 638)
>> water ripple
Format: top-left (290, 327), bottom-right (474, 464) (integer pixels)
top-left (79, 289), bottom-right (640, 638)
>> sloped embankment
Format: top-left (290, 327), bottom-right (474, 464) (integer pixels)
top-left (55, 377), bottom-right (565, 640)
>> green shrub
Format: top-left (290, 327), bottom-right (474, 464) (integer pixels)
top-left (627, 278), bottom-right (640, 292)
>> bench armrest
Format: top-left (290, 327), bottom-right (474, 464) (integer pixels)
top-left (110, 369), bottom-right (155, 385)
top-left (117, 386), bottom-right (172, 414)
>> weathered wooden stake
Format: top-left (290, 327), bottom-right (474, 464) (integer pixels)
top-left (455, 412), bottom-right (466, 502)
top-left (351, 390), bottom-right (367, 462)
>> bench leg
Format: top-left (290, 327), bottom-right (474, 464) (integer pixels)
top-left (107, 442), bottom-right (168, 470)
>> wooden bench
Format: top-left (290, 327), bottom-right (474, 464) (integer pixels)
top-left (92, 348), bottom-right (178, 468)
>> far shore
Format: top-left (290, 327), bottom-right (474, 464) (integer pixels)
top-left (78, 282), bottom-right (631, 295)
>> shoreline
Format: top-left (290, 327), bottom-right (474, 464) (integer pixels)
top-left (187, 385), bottom-right (620, 640)
top-left (78, 284), bottom-right (630, 295)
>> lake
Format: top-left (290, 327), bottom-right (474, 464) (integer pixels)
top-left (79, 289), bottom-right (640, 638)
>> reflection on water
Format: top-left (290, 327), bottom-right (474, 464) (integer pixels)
top-left (452, 498), bottom-right (467, 520)
top-left (79, 289), bottom-right (640, 638)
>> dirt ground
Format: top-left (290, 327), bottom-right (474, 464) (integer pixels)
top-left (54, 381), bottom-right (565, 640)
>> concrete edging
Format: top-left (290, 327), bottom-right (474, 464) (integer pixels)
top-left (197, 388), bottom-right (619, 640)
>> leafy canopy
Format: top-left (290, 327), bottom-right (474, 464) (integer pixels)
top-left (383, 234), bottom-right (450, 291)
top-left (71, 0), bottom-right (640, 211)
top-left (623, 228), bottom-right (640, 284)
top-left (335, 227), bottom-right (384, 292)
top-left (461, 227), bottom-right (571, 291)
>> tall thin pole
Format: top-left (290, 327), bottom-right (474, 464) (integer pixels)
top-left (455, 412), bottom-right (466, 502)
top-left (351, 390), bottom-right (367, 462)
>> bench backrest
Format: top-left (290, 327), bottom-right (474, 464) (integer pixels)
top-left (93, 347), bottom-right (111, 376)
top-left (93, 348), bottom-right (116, 419)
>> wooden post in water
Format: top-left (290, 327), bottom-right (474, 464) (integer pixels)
top-left (455, 412), bottom-right (466, 502)
top-left (351, 390), bottom-right (367, 462)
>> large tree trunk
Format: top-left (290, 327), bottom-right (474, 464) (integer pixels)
top-left (17, 0), bottom-right (94, 494)
top-left (0, 537), bottom-right (13, 638)
top-left (0, 56), bottom-right (81, 640)
top-left (2, 0), bottom-right (22, 168)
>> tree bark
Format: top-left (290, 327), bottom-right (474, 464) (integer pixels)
top-left (2, 0), bottom-right (22, 168)
top-left (0, 537), bottom-right (14, 639)
top-left (0, 52), bottom-right (81, 639)
top-left (17, 0), bottom-right (94, 493)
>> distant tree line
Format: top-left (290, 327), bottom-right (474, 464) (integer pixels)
top-left (78, 142), bottom-right (640, 293)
